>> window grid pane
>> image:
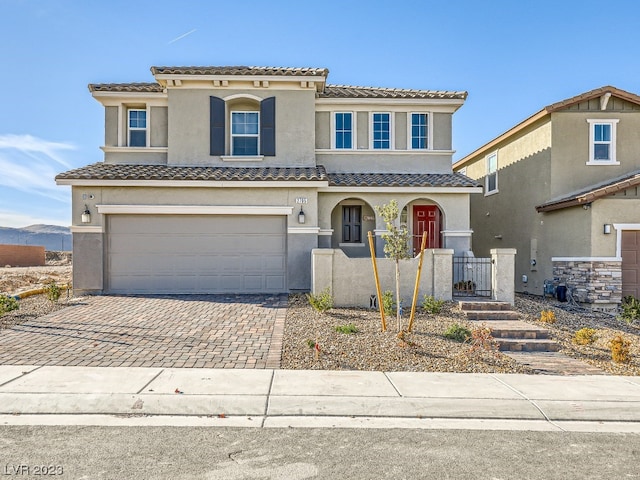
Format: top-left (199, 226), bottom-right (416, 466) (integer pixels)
top-left (231, 111), bottom-right (259, 155)
top-left (373, 113), bottom-right (390, 149)
top-left (335, 113), bottom-right (352, 149)
top-left (411, 113), bottom-right (428, 149)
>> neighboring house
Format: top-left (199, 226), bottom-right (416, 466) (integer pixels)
top-left (453, 86), bottom-right (640, 311)
top-left (56, 65), bottom-right (479, 296)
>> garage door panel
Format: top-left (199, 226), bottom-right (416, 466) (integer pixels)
top-left (107, 215), bottom-right (287, 294)
top-left (622, 230), bottom-right (640, 298)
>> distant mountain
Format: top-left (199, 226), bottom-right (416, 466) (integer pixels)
top-left (0, 225), bottom-right (72, 251)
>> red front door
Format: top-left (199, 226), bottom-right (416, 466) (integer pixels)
top-left (412, 205), bottom-right (441, 254)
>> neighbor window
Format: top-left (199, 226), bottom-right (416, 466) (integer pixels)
top-left (342, 206), bottom-right (362, 243)
top-left (231, 111), bottom-right (259, 155)
top-left (128, 109), bottom-right (147, 147)
top-left (486, 152), bottom-right (498, 194)
top-left (587, 119), bottom-right (619, 164)
top-left (411, 113), bottom-right (428, 149)
top-left (372, 113), bottom-right (391, 149)
top-left (335, 112), bottom-right (353, 149)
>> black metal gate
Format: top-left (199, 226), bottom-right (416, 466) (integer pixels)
top-left (452, 257), bottom-right (492, 297)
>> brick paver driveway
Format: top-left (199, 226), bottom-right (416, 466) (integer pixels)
top-left (0, 295), bottom-right (287, 368)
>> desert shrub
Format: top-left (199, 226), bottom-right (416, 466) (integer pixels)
top-left (444, 323), bottom-right (471, 342)
top-left (573, 328), bottom-right (598, 346)
top-left (45, 281), bottom-right (62, 303)
top-left (0, 295), bottom-right (19, 315)
top-left (609, 335), bottom-right (631, 364)
top-left (619, 296), bottom-right (640, 324)
top-left (306, 287), bottom-right (333, 314)
top-left (539, 309), bottom-right (557, 324)
top-left (422, 295), bottom-right (445, 314)
top-left (334, 323), bottom-right (358, 334)
top-left (467, 325), bottom-right (498, 354)
top-left (381, 290), bottom-right (395, 317)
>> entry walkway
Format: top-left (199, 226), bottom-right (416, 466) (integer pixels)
top-left (0, 295), bottom-right (287, 369)
top-left (0, 366), bottom-right (639, 432)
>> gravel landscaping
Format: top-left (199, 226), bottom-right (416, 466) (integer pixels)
top-left (282, 293), bottom-right (640, 375)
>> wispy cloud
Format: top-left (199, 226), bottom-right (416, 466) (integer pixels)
top-left (0, 134), bottom-right (76, 203)
top-left (168, 29), bottom-right (197, 45)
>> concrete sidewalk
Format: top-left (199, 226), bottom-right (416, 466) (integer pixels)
top-left (1, 365), bottom-right (640, 433)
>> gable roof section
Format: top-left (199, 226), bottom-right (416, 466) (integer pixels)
top-left (320, 85), bottom-right (467, 100)
top-left (454, 85), bottom-right (640, 170)
top-left (56, 163), bottom-right (328, 183)
top-left (535, 169), bottom-right (640, 212)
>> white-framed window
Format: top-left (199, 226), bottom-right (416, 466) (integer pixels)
top-left (485, 152), bottom-right (498, 195)
top-left (410, 113), bottom-right (429, 149)
top-left (587, 119), bottom-right (619, 165)
top-left (334, 112), bottom-right (353, 149)
top-left (128, 109), bottom-right (147, 147)
top-left (372, 112), bottom-right (391, 149)
top-left (231, 111), bottom-right (260, 155)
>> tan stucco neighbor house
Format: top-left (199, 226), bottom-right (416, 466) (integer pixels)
top-left (56, 65), bottom-right (479, 296)
top-left (453, 86), bottom-right (640, 311)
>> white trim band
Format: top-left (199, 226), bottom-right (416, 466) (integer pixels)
top-left (96, 205), bottom-right (294, 215)
top-left (551, 257), bottom-right (622, 262)
top-left (70, 226), bottom-right (104, 233)
top-left (442, 230), bottom-right (473, 237)
top-left (288, 226), bottom-right (321, 234)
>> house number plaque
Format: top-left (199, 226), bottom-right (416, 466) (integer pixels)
top-left (295, 197), bottom-right (308, 204)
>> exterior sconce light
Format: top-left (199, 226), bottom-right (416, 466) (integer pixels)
top-left (603, 224), bottom-right (612, 234)
top-left (81, 205), bottom-right (91, 224)
top-left (298, 206), bottom-right (305, 224)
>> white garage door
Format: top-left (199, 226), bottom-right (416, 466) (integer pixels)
top-left (106, 215), bottom-right (287, 294)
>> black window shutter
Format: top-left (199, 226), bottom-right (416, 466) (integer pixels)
top-left (260, 96), bottom-right (276, 156)
top-left (210, 96), bottom-right (225, 156)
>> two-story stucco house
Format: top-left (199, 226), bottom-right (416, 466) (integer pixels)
top-left (453, 86), bottom-right (640, 311)
top-left (56, 65), bottom-right (479, 296)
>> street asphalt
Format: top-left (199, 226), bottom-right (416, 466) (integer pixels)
top-left (1, 366), bottom-right (639, 433)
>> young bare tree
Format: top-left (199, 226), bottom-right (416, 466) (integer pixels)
top-left (374, 200), bottom-right (411, 333)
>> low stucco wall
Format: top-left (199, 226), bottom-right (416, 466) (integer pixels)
top-left (311, 248), bottom-right (454, 308)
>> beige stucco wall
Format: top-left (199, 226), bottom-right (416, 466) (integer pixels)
top-left (150, 106), bottom-right (168, 147)
top-left (105, 107), bottom-right (118, 147)
top-left (316, 153), bottom-right (454, 174)
top-left (166, 88), bottom-right (317, 166)
top-left (433, 113), bottom-right (452, 151)
top-left (312, 248), bottom-right (454, 307)
top-left (550, 111), bottom-right (640, 197)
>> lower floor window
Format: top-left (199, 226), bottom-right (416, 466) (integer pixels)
top-left (342, 206), bottom-right (362, 243)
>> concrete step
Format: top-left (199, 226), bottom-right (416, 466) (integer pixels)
top-left (463, 310), bottom-right (521, 321)
top-left (470, 320), bottom-right (550, 340)
top-left (503, 352), bottom-right (605, 375)
top-left (459, 301), bottom-right (512, 311)
top-left (496, 338), bottom-right (560, 352)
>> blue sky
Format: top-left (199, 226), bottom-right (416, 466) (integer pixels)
top-left (2, 0), bottom-right (640, 227)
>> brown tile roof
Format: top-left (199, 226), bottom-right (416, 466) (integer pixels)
top-left (535, 169), bottom-right (640, 212)
top-left (150, 66), bottom-right (329, 77)
top-left (327, 172), bottom-right (480, 188)
top-left (88, 83), bottom-right (164, 93)
top-left (320, 85), bottom-right (467, 100)
top-left (544, 85), bottom-right (640, 112)
top-left (56, 163), bottom-right (328, 182)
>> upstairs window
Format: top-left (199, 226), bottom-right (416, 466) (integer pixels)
top-left (342, 205), bottom-right (362, 243)
top-left (334, 112), bottom-right (353, 149)
top-left (485, 152), bottom-right (498, 195)
top-left (411, 113), bottom-right (428, 149)
top-left (587, 119), bottom-right (619, 164)
top-left (231, 111), bottom-right (259, 155)
top-left (128, 109), bottom-right (147, 147)
top-left (372, 113), bottom-right (391, 149)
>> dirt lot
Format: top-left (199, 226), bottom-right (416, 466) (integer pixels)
top-left (0, 252), bottom-right (72, 295)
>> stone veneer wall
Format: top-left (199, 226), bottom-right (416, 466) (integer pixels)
top-left (552, 260), bottom-right (622, 309)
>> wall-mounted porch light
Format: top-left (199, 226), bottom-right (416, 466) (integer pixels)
top-left (603, 224), bottom-right (612, 234)
top-left (298, 205), bottom-right (305, 224)
top-left (81, 205), bottom-right (91, 223)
